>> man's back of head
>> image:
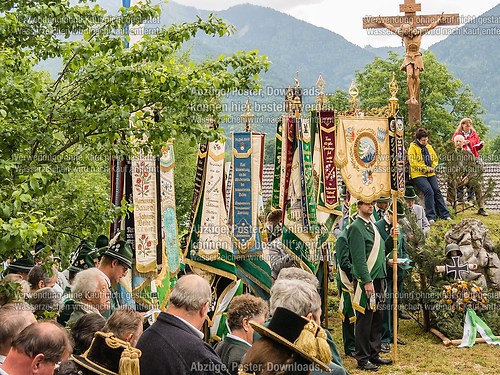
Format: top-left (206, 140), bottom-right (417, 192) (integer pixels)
top-left (166, 274), bottom-right (211, 331)
top-left (0, 304), bottom-right (37, 357)
top-left (169, 274), bottom-right (211, 312)
top-left (1, 321), bottom-right (72, 374)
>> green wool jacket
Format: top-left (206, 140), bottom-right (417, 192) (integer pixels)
top-left (347, 216), bottom-right (386, 285)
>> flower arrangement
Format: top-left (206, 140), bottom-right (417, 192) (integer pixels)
top-left (440, 281), bottom-right (488, 313)
top-left (430, 281), bottom-right (498, 339)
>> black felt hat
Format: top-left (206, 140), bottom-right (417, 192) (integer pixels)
top-left (250, 307), bottom-right (331, 372)
top-left (8, 251), bottom-right (35, 273)
top-left (72, 332), bottom-right (141, 375)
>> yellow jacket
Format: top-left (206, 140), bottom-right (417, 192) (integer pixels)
top-left (408, 141), bottom-right (438, 179)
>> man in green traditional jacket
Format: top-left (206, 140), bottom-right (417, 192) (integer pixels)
top-left (97, 240), bottom-right (134, 317)
top-left (348, 200), bottom-right (392, 371)
top-left (335, 227), bottom-right (356, 358)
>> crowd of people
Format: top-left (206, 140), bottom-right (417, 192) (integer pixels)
top-left (0, 121), bottom-right (489, 374)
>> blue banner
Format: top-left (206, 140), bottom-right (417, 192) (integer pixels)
top-left (232, 132), bottom-right (256, 256)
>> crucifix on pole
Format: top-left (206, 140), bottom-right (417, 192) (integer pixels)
top-left (363, 1), bottom-right (459, 125)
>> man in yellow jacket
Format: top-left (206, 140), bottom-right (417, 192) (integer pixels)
top-left (407, 128), bottom-right (451, 224)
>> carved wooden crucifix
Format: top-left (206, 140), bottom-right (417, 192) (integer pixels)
top-left (363, 1), bottom-right (459, 125)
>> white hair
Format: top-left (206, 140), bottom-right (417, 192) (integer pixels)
top-left (269, 279), bottom-right (321, 317)
top-left (276, 267), bottom-right (320, 289)
top-left (71, 268), bottom-right (104, 302)
top-left (169, 274), bottom-right (211, 311)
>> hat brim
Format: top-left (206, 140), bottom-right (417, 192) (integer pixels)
top-left (103, 252), bottom-right (132, 269)
top-left (7, 265), bottom-right (33, 272)
top-left (404, 195), bottom-right (418, 201)
top-left (250, 322), bottom-right (330, 372)
top-left (72, 354), bottom-right (118, 375)
top-left (375, 197), bottom-right (391, 203)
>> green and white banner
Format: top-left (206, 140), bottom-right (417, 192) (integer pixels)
top-left (459, 308), bottom-right (500, 348)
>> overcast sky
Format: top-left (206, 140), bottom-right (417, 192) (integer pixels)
top-left (171, 0), bottom-right (499, 48)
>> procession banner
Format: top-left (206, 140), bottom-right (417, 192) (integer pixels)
top-left (280, 117), bottom-right (297, 220)
top-left (389, 116), bottom-right (405, 194)
top-left (316, 110), bottom-right (338, 211)
top-left (234, 132), bottom-right (272, 299)
top-left (157, 141), bottom-right (181, 306)
top-left (231, 132), bottom-right (257, 257)
top-left (334, 116), bottom-right (391, 202)
top-left (271, 118), bottom-right (283, 209)
top-left (184, 140), bottom-right (237, 280)
top-left (131, 155), bottom-right (158, 273)
top-left (298, 118), bottom-right (317, 232)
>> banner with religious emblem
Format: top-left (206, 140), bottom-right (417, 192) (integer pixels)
top-left (334, 116), bottom-right (391, 202)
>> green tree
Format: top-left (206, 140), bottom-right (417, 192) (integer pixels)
top-left (353, 51), bottom-right (485, 154)
top-left (0, 0), bottom-right (268, 260)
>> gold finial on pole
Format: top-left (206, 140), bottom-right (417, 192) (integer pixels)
top-left (292, 93), bottom-right (302, 119)
top-left (389, 72), bottom-right (399, 117)
top-left (315, 73), bottom-right (327, 110)
top-left (348, 80), bottom-right (360, 114)
top-left (292, 74), bottom-right (302, 118)
top-left (240, 98), bottom-right (255, 132)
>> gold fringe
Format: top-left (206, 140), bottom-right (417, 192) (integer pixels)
top-left (119, 346), bottom-right (141, 375)
top-left (315, 327), bottom-right (332, 365)
top-left (294, 321), bottom-right (318, 358)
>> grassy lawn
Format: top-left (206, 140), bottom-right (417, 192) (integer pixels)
top-left (327, 210), bottom-right (500, 374)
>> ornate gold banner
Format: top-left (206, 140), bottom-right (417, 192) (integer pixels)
top-left (334, 116), bottom-right (391, 202)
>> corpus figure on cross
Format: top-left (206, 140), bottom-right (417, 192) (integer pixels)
top-left (377, 14), bottom-right (444, 105)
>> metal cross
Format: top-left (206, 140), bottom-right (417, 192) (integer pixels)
top-left (445, 256), bottom-right (470, 280)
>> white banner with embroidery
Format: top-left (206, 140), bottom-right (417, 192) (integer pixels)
top-left (131, 155), bottom-right (158, 273)
top-left (334, 116), bottom-right (391, 202)
top-left (198, 141), bottom-right (231, 259)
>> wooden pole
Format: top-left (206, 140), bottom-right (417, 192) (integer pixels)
top-left (322, 246), bottom-right (329, 330)
top-left (392, 194), bottom-right (399, 364)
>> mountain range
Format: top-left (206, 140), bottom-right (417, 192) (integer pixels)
top-left (162, 2), bottom-right (500, 135)
top-left (37, 1), bottom-right (500, 135)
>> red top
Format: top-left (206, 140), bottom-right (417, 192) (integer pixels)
top-left (453, 128), bottom-right (483, 158)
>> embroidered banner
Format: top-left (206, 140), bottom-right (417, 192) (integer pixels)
top-left (280, 117), bottom-right (296, 220)
top-left (232, 132), bottom-right (256, 256)
top-left (272, 119), bottom-right (283, 209)
top-left (198, 141), bottom-right (231, 259)
top-left (184, 140), bottom-right (237, 280)
top-left (131, 155), bottom-right (158, 273)
top-left (159, 142), bottom-right (181, 277)
top-left (389, 116), bottom-right (406, 194)
top-left (299, 118), bottom-right (317, 232)
top-left (318, 110), bottom-right (337, 211)
top-left (334, 116), bottom-right (391, 202)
